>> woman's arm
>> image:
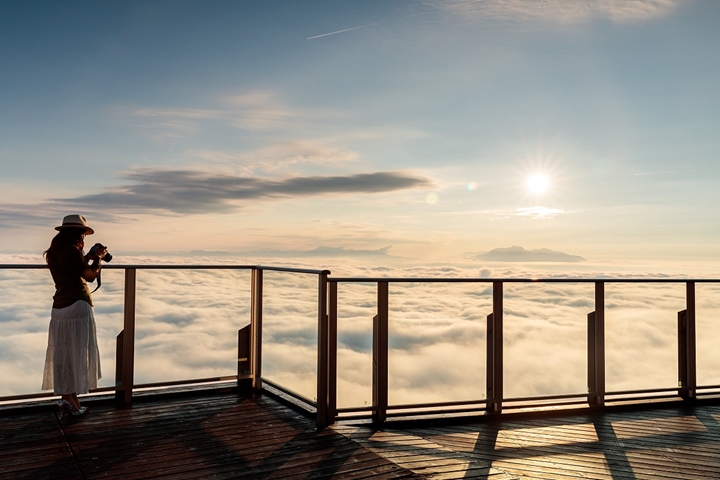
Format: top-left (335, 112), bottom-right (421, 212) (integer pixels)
top-left (81, 245), bottom-right (106, 282)
top-left (65, 244), bottom-right (106, 282)
top-left (81, 259), bottom-right (101, 282)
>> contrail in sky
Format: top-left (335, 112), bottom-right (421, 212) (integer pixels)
top-left (306, 23), bottom-right (378, 40)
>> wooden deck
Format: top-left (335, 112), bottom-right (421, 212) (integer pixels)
top-left (3, 392), bottom-right (720, 479)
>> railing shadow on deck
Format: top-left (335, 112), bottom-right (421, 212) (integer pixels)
top-left (3, 264), bottom-right (720, 429)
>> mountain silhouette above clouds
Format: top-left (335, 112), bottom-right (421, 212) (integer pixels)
top-left (473, 246), bottom-right (586, 263)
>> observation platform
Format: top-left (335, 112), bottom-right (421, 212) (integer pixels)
top-left (4, 264), bottom-right (720, 477)
top-left (3, 388), bottom-right (720, 479)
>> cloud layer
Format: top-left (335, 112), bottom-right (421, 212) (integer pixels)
top-left (3, 257), bottom-right (720, 410)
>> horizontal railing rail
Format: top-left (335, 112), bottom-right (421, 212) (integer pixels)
top-left (0, 264), bottom-right (327, 274)
top-left (328, 277), bottom-right (720, 283)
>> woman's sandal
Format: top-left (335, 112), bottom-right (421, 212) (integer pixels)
top-left (57, 399), bottom-right (72, 418)
top-left (57, 399), bottom-right (88, 418)
top-left (71, 406), bottom-right (89, 416)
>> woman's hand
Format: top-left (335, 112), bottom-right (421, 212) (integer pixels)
top-left (95, 245), bottom-right (108, 261)
top-left (87, 245), bottom-right (108, 261)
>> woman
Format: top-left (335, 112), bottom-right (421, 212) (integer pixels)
top-left (41, 214), bottom-right (107, 417)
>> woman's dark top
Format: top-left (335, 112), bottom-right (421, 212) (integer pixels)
top-left (49, 244), bottom-right (96, 309)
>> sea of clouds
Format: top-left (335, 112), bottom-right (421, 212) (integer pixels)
top-left (2, 253), bottom-right (720, 408)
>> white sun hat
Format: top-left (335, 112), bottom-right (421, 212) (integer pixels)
top-left (55, 214), bottom-right (95, 235)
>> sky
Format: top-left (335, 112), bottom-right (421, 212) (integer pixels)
top-left (1, 0), bottom-right (719, 266)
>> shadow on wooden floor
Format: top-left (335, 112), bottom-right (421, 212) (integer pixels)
top-left (334, 404), bottom-right (720, 479)
top-left (0, 394), bottom-right (417, 479)
top-left (3, 392), bottom-right (720, 479)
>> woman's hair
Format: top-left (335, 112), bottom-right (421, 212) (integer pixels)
top-left (44, 228), bottom-right (86, 266)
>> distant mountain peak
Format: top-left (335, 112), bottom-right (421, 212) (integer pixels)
top-left (473, 246), bottom-right (586, 263)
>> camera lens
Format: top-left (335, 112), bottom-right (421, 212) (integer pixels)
top-left (103, 252), bottom-right (113, 263)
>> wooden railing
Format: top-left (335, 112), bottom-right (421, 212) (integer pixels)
top-left (2, 264), bottom-right (720, 429)
top-left (317, 277), bottom-right (720, 427)
top-left (0, 264), bottom-right (328, 411)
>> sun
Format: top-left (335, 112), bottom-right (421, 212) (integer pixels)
top-left (515, 148), bottom-right (564, 202)
top-left (526, 173), bottom-right (550, 194)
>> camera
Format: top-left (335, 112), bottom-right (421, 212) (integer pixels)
top-left (90, 243), bottom-right (113, 263)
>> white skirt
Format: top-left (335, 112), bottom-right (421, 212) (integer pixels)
top-left (41, 300), bottom-right (102, 395)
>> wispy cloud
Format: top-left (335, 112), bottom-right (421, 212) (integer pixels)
top-left (0, 204), bottom-right (121, 230)
top-left (245, 245), bottom-right (394, 258)
top-left (515, 206), bottom-right (566, 219)
top-left (223, 92), bottom-right (312, 130)
top-left (443, 206), bottom-right (569, 220)
top-left (190, 140), bottom-right (361, 173)
top-left (133, 108), bottom-right (221, 120)
top-left (126, 91), bottom-right (327, 141)
top-left (0, 207), bottom-right (57, 229)
top-left (429, 0), bottom-right (686, 23)
top-left (130, 108), bottom-right (224, 140)
top-left (52, 168), bottom-right (433, 214)
top-left (306, 23), bottom-right (378, 40)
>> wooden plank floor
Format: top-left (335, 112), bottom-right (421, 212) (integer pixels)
top-left (3, 394), bottom-right (720, 479)
top-left (0, 394), bottom-right (418, 480)
top-left (334, 405), bottom-right (720, 479)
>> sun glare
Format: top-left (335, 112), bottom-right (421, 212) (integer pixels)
top-left (526, 173), bottom-right (550, 194)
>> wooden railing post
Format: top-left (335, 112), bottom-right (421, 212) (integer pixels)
top-left (372, 281), bottom-right (389, 424)
top-left (316, 270), bottom-right (330, 428)
top-left (238, 325), bottom-right (252, 390)
top-left (588, 282), bottom-right (605, 406)
top-left (251, 268), bottom-right (263, 392)
top-left (121, 268), bottom-right (136, 405)
top-left (486, 312), bottom-right (494, 411)
top-left (678, 282), bottom-right (697, 400)
top-left (587, 312), bottom-right (598, 405)
top-left (486, 281), bottom-right (503, 413)
top-left (115, 330), bottom-right (124, 404)
top-left (687, 281), bottom-right (697, 399)
top-left (328, 280), bottom-right (338, 426)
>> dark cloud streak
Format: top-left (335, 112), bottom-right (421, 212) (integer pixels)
top-left (56, 169), bottom-right (432, 214)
